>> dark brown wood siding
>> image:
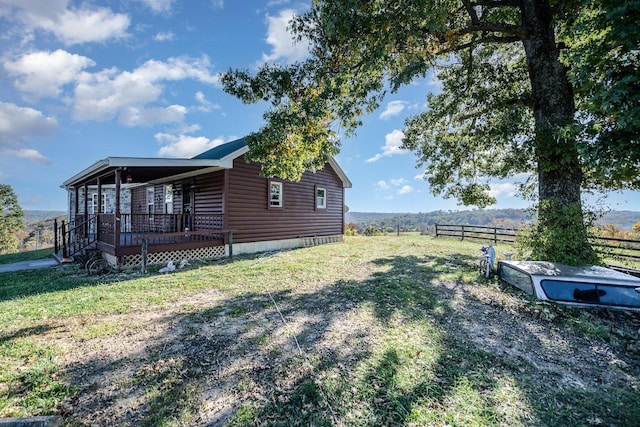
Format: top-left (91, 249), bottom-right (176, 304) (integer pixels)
top-left (193, 172), bottom-right (225, 215)
top-left (227, 158), bottom-right (345, 243)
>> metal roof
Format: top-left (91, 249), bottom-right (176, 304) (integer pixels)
top-left (62, 137), bottom-right (352, 189)
top-left (192, 137), bottom-right (248, 160)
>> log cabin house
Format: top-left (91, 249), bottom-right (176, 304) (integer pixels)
top-left (57, 138), bottom-right (351, 268)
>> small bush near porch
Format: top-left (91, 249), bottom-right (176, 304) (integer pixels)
top-left (1, 236), bottom-right (639, 425)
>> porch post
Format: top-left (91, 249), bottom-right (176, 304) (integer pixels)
top-left (83, 183), bottom-right (89, 237)
top-left (97, 178), bottom-right (102, 213)
top-left (94, 177), bottom-right (104, 241)
top-left (115, 169), bottom-right (121, 251)
top-left (74, 187), bottom-right (79, 220)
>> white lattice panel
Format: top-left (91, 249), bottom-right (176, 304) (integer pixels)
top-left (122, 245), bottom-right (226, 267)
top-left (303, 235), bottom-right (342, 247)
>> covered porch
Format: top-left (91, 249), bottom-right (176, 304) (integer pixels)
top-left (57, 155), bottom-right (233, 267)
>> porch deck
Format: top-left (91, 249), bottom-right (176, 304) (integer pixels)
top-left (55, 213), bottom-right (228, 260)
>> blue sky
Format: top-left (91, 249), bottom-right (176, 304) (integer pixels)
top-left (0, 0), bottom-right (637, 213)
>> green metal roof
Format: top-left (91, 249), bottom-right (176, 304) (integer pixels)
top-left (192, 138), bottom-right (247, 160)
top-left (191, 136), bottom-right (352, 188)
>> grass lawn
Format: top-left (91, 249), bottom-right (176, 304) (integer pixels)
top-left (0, 235), bottom-right (639, 426)
top-left (0, 248), bottom-right (54, 265)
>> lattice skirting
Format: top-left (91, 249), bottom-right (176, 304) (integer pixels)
top-left (303, 235), bottom-right (343, 247)
top-left (121, 245), bottom-right (226, 268)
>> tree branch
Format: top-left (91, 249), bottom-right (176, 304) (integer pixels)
top-left (437, 34), bottom-right (523, 55)
top-left (461, 0), bottom-right (481, 24)
top-left (456, 22), bottom-right (526, 38)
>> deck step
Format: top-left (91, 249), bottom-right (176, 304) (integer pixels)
top-left (53, 253), bottom-right (74, 264)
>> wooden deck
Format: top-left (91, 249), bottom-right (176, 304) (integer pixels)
top-left (55, 213), bottom-right (227, 259)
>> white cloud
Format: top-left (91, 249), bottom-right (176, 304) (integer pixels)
top-left (376, 178), bottom-right (413, 195)
top-left (0, 102), bottom-right (56, 163)
top-left (8, 148), bottom-right (51, 165)
top-left (1, 1), bottom-right (130, 45)
top-left (0, 102), bottom-right (57, 148)
top-left (414, 173), bottom-right (425, 180)
top-left (376, 180), bottom-right (389, 190)
top-left (194, 91), bottom-right (221, 112)
top-left (119, 105), bottom-right (187, 127)
top-left (261, 9), bottom-right (309, 64)
top-left (138, 0), bottom-right (175, 13)
top-left (4, 49), bottom-right (95, 98)
top-left (488, 182), bottom-right (518, 198)
top-left (155, 133), bottom-right (225, 158)
top-left (154, 31), bottom-right (176, 42)
top-left (398, 185), bottom-right (414, 195)
top-left (46, 8), bottom-right (130, 45)
top-left (132, 56), bottom-right (219, 85)
top-left (73, 56), bottom-right (219, 124)
top-left (210, 0), bottom-right (224, 9)
top-left (379, 100), bottom-right (407, 120)
top-left (366, 129), bottom-right (408, 162)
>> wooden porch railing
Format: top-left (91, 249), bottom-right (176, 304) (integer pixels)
top-left (102, 213), bottom-right (225, 247)
top-left (56, 213), bottom-right (226, 257)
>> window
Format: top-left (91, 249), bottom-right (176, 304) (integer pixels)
top-left (164, 184), bottom-right (173, 214)
top-left (315, 187), bottom-right (326, 209)
top-left (147, 187), bottom-right (155, 218)
top-left (89, 193), bottom-right (106, 214)
top-left (269, 181), bottom-right (283, 208)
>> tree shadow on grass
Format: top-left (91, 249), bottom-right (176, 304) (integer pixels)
top-left (0, 324), bottom-right (58, 346)
top-left (0, 265), bottom-right (129, 303)
top-left (52, 250), bottom-right (640, 426)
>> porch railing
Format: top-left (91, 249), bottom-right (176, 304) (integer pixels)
top-left (56, 213), bottom-right (225, 256)
top-left (102, 213), bottom-right (225, 247)
top-left (54, 214), bottom-right (98, 258)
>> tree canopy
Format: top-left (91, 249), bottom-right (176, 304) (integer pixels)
top-left (0, 184), bottom-right (25, 254)
top-left (223, 0), bottom-right (639, 264)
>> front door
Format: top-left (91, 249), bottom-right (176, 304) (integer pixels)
top-left (182, 184), bottom-right (194, 231)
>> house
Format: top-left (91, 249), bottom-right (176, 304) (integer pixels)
top-left (57, 137), bottom-right (352, 268)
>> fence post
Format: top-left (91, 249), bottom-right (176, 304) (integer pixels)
top-left (141, 238), bottom-right (148, 273)
top-left (61, 221), bottom-right (67, 258)
top-left (461, 225), bottom-right (465, 241)
top-left (435, 224), bottom-right (439, 238)
top-left (54, 218), bottom-right (59, 254)
top-left (494, 227), bottom-right (498, 244)
top-left (228, 230), bottom-right (233, 258)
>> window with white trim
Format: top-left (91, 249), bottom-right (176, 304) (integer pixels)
top-left (316, 187), bottom-right (326, 209)
top-left (269, 181), bottom-right (283, 208)
top-left (89, 193), bottom-right (106, 214)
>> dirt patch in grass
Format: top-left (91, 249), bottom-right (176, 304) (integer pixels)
top-left (6, 237), bottom-right (640, 425)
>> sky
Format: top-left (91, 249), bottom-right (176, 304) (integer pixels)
top-left (0, 0), bottom-right (638, 214)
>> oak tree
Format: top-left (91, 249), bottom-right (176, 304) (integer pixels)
top-left (223, 0), bottom-right (639, 264)
top-left (0, 184), bottom-right (24, 254)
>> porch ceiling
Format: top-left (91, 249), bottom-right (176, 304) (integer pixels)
top-left (62, 157), bottom-right (224, 188)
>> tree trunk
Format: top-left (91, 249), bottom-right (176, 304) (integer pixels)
top-left (520, 0), bottom-right (597, 263)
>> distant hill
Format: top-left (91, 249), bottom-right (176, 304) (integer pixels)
top-left (346, 209), bottom-right (640, 233)
top-left (598, 210), bottom-right (640, 231)
top-left (17, 210), bottom-right (66, 251)
top-left (24, 210), bottom-right (66, 223)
